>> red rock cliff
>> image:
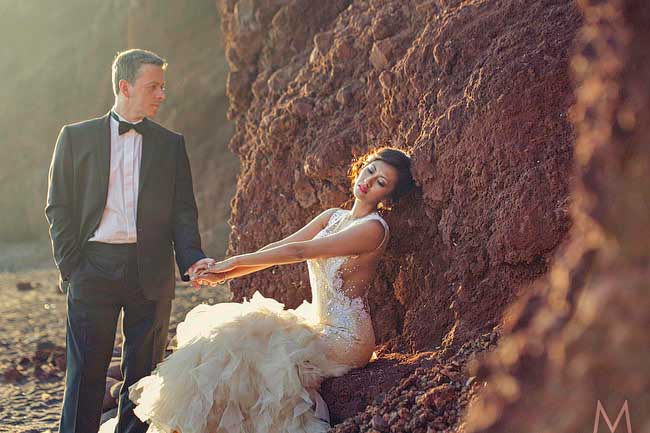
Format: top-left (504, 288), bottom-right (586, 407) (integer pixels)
top-left (217, 0), bottom-right (600, 427)
top-left (218, 0), bottom-right (579, 356)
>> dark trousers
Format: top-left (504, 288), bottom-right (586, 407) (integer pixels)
top-left (59, 242), bottom-right (171, 433)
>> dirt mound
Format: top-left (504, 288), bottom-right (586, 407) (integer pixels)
top-left (218, 0), bottom-right (581, 425)
top-left (325, 329), bottom-right (498, 429)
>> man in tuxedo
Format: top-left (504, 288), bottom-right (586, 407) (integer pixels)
top-left (46, 49), bottom-right (214, 433)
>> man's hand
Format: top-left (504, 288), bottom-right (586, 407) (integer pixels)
top-left (57, 274), bottom-right (69, 294)
top-left (185, 257), bottom-right (216, 288)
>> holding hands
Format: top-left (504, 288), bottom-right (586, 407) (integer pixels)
top-left (187, 257), bottom-right (239, 288)
top-left (185, 257), bottom-right (216, 279)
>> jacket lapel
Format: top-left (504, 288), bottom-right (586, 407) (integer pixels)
top-left (96, 112), bottom-right (111, 207)
top-left (138, 117), bottom-right (155, 195)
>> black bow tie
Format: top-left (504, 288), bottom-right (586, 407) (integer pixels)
top-left (111, 112), bottom-right (147, 135)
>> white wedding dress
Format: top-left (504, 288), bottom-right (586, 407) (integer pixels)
top-left (99, 209), bottom-right (388, 433)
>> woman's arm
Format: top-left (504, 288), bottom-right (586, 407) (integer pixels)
top-left (227, 207), bottom-right (339, 272)
top-left (257, 208), bottom-right (339, 251)
top-left (205, 264), bottom-right (269, 283)
top-left (207, 219), bottom-right (386, 274)
top-left (195, 208), bottom-right (338, 285)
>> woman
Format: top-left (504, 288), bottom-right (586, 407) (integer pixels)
top-left (104, 147), bottom-right (414, 433)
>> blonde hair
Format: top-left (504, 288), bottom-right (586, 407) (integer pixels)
top-left (112, 49), bottom-right (167, 96)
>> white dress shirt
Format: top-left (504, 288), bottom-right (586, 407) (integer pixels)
top-left (88, 110), bottom-right (143, 243)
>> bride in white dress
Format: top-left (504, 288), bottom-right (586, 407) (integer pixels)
top-left (100, 147), bottom-right (414, 433)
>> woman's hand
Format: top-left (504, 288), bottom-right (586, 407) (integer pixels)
top-left (203, 257), bottom-right (238, 274)
top-left (194, 272), bottom-right (228, 287)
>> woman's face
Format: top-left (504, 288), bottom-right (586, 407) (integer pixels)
top-left (353, 160), bottom-right (399, 205)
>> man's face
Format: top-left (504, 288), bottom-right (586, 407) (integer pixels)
top-left (122, 64), bottom-right (166, 118)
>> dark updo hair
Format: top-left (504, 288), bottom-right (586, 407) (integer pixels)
top-left (348, 147), bottom-right (415, 206)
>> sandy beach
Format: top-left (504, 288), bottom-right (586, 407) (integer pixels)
top-left (0, 241), bottom-right (230, 432)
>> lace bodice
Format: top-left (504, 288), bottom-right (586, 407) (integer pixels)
top-left (305, 209), bottom-right (389, 367)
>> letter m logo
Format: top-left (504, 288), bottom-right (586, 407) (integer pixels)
top-left (593, 400), bottom-right (632, 433)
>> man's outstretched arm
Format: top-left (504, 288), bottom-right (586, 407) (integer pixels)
top-left (171, 136), bottom-right (208, 281)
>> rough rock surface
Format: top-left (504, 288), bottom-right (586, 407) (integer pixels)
top-left (217, 0), bottom-right (582, 426)
top-left (463, 0), bottom-right (650, 431)
top-left (219, 0), bottom-right (578, 363)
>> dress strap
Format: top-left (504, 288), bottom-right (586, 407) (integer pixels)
top-left (354, 212), bottom-right (390, 250)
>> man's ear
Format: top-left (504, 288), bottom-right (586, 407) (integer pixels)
top-left (119, 79), bottom-right (130, 98)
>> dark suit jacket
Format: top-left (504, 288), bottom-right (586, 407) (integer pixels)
top-left (45, 111), bottom-right (205, 299)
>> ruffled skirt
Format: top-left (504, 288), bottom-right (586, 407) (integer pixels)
top-left (100, 291), bottom-right (352, 433)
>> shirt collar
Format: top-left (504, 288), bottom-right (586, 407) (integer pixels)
top-left (111, 108), bottom-right (144, 124)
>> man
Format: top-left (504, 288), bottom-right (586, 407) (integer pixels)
top-left (45, 49), bottom-right (214, 433)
